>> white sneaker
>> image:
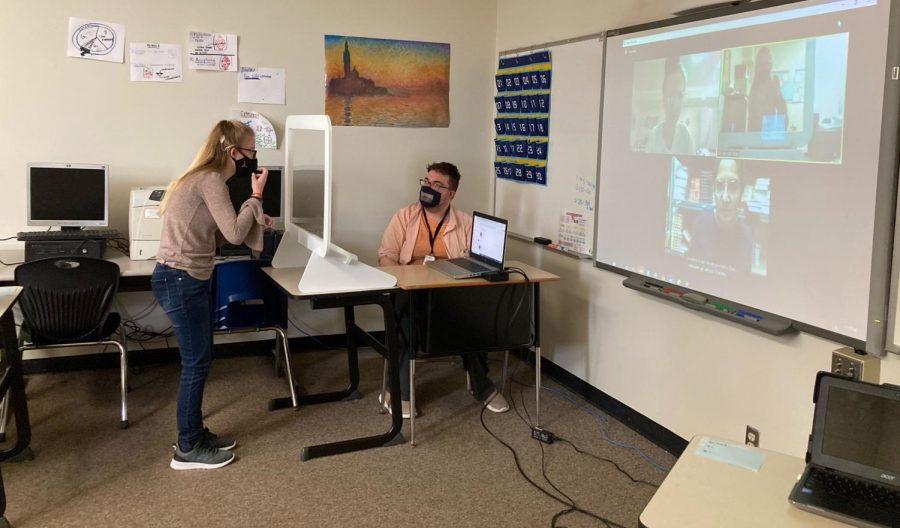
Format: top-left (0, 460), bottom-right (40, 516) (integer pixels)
top-left (485, 391), bottom-right (509, 413)
top-left (378, 392), bottom-right (418, 419)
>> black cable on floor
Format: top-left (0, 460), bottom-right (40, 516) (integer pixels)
top-left (554, 437), bottom-right (659, 489)
top-left (508, 369), bottom-right (670, 474)
top-left (539, 441), bottom-right (578, 511)
top-left (503, 359), bottom-right (659, 525)
top-left (479, 404), bottom-right (624, 528)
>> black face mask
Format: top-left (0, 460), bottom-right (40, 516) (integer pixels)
top-left (233, 154), bottom-right (258, 178)
top-left (419, 185), bottom-right (441, 208)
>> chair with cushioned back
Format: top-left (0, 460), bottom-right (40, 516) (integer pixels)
top-left (212, 259), bottom-right (298, 407)
top-left (14, 256), bottom-right (129, 429)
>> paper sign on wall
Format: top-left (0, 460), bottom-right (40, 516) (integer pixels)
top-left (129, 43), bottom-right (182, 82)
top-left (559, 211), bottom-right (588, 254)
top-left (67, 17), bottom-right (125, 63)
top-left (230, 109), bottom-right (277, 150)
top-left (188, 31), bottom-right (238, 71)
top-left (238, 67), bottom-right (286, 105)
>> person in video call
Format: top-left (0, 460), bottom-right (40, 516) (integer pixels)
top-left (153, 119), bottom-right (273, 471)
top-left (747, 46), bottom-right (788, 133)
top-left (646, 57), bottom-right (695, 155)
top-left (377, 162), bottom-right (509, 418)
top-left (687, 158), bottom-right (753, 274)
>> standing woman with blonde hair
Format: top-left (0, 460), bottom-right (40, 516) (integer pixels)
top-left (152, 119), bottom-right (273, 470)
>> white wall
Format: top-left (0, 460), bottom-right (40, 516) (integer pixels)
top-left (496, 0), bottom-right (900, 457)
top-left (0, 0), bottom-right (498, 339)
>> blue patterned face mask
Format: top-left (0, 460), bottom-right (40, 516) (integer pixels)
top-left (419, 185), bottom-right (441, 208)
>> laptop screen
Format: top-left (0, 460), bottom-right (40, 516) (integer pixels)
top-left (821, 386), bottom-right (900, 474)
top-left (470, 212), bottom-right (507, 266)
top-left (812, 376), bottom-right (900, 485)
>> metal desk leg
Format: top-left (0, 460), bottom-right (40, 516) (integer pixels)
top-left (299, 292), bottom-right (404, 460)
top-left (410, 356), bottom-right (416, 446)
top-left (409, 290), bottom-right (419, 447)
top-left (534, 283), bottom-right (542, 428)
top-left (343, 304), bottom-right (361, 399)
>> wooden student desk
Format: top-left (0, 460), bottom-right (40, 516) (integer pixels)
top-left (262, 260), bottom-right (559, 455)
top-left (262, 266), bottom-right (405, 461)
top-left (381, 260), bottom-right (559, 291)
top-left (639, 435), bottom-right (848, 528)
top-left (378, 260), bottom-right (559, 444)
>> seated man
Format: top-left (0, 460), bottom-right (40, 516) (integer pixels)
top-left (378, 161), bottom-right (509, 418)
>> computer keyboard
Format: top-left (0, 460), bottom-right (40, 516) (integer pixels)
top-left (807, 468), bottom-right (900, 509)
top-left (17, 229), bottom-right (121, 241)
top-left (456, 259), bottom-right (491, 273)
top-left (218, 243), bottom-right (252, 257)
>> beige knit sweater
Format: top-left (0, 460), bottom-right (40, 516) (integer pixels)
top-left (156, 170), bottom-right (265, 280)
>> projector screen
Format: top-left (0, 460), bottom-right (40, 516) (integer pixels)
top-left (595, 0), bottom-right (899, 348)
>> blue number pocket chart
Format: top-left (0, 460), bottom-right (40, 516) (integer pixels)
top-left (493, 50), bottom-right (551, 186)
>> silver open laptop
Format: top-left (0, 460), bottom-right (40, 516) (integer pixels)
top-left (788, 373), bottom-right (900, 527)
top-left (427, 211), bottom-right (507, 279)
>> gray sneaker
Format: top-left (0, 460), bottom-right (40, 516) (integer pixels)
top-left (170, 441), bottom-right (235, 470)
top-left (170, 428), bottom-right (236, 452)
top-left (202, 427), bottom-right (236, 451)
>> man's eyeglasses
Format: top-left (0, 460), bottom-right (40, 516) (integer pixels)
top-left (419, 178), bottom-right (453, 191)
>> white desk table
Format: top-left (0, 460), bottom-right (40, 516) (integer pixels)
top-left (0, 248), bottom-right (156, 289)
top-left (640, 435), bottom-right (849, 527)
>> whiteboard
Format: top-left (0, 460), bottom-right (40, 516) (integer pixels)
top-left (493, 35), bottom-right (604, 257)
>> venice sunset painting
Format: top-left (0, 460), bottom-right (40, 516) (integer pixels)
top-left (324, 35), bottom-right (450, 127)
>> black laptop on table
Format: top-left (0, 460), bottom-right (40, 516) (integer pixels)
top-left (788, 373), bottom-right (900, 528)
top-left (427, 211), bottom-right (507, 279)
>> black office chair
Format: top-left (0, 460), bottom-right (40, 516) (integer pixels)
top-left (14, 257), bottom-right (129, 429)
top-left (212, 259), bottom-right (298, 407)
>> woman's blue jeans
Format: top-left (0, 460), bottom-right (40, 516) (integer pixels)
top-left (151, 263), bottom-right (213, 452)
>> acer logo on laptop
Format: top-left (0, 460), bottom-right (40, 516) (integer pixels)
top-left (881, 473), bottom-right (896, 481)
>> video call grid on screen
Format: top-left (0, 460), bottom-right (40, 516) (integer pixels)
top-left (595, 0), bottom-right (892, 340)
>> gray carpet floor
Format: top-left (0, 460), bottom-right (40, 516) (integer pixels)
top-left (1, 349), bottom-right (675, 527)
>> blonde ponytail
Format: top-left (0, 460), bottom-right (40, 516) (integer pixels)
top-left (160, 120), bottom-right (253, 214)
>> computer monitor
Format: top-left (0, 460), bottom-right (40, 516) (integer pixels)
top-left (226, 166), bottom-right (283, 227)
top-left (27, 162), bottom-right (108, 229)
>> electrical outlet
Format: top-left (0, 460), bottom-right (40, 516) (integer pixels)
top-left (831, 347), bottom-right (880, 383)
top-left (745, 425), bottom-right (759, 447)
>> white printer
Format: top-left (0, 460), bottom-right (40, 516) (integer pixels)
top-left (129, 186), bottom-right (167, 260)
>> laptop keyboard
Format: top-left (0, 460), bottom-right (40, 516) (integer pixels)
top-left (807, 468), bottom-right (900, 509)
top-left (456, 259), bottom-right (491, 273)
